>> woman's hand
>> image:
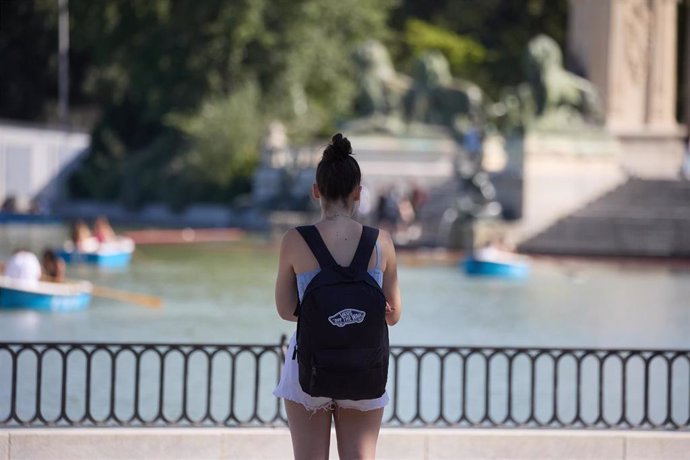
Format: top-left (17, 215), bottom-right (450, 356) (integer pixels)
top-left (385, 300), bottom-right (399, 325)
top-left (381, 230), bottom-right (401, 326)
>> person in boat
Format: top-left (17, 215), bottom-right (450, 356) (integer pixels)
top-left (473, 236), bottom-right (521, 263)
top-left (71, 219), bottom-right (94, 251)
top-left (93, 216), bottom-right (116, 244)
top-left (41, 249), bottom-right (66, 283)
top-left (2, 249), bottom-right (42, 284)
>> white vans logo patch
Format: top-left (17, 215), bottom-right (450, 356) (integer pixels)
top-left (328, 309), bottom-right (366, 327)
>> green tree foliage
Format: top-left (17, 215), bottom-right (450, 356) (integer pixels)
top-left (402, 19), bottom-right (487, 86)
top-left (64, 0), bottom-right (394, 206)
top-left (2, 0), bottom-right (570, 206)
top-left (0, 1), bottom-right (61, 120)
top-left (66, 1), bottom-right (261, 204)
top-left (167, 83), bottom-right (262, 199)
top-left (389, 0), bottom-right (568, 98)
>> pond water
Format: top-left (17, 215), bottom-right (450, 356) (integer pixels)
top-left (1, 223), bottom-right (689, 349)
top-left (1, 224), bottom-right (689, 427)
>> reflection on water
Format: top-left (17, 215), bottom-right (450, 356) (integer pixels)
top-left (1, 223), bottom-right (689, 348)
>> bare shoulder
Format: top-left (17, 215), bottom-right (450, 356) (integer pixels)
top-left (376, 227), bottom-right (394, 248)
top-left (280, 227), bottom-right (305, 253)
top-left (282, 226), bottom-right (315, 257)
top-left (375, 228), bottom-right (397, 261)
top-left (277, 228), bottom-right (294, 258)
top-left (281, 227), bottom-right (300, 243)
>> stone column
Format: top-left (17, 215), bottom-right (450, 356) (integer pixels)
top-left (567, 0), bottom-right (614, 118)
top-left (685, 1), bottom-right (690, 127)
top-left (646, 0), bottom-right (679, 129)
top-left (568, 0), bottom-right (685, 177)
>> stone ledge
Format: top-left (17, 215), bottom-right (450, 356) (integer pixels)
top-left (0, 431), bottom-right (8, 460)
top-left (424, 430), bottom-right (624, 460)
top-left (7, 429), bottom-right (222, 460)
top-left (3, 428), bottom-right (689, 460)
top-left (625, 432), bottom-right (690, 460)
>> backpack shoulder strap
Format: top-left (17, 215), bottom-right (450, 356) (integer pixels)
top-left (296, 225), bottom-right (338, 268)
top-left (350, 226), bottom-right (380, 271)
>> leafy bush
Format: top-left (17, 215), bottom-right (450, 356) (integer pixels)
top-left (168, 83), bottom-right (263, 192)
top-left (404, 19), bottom-right (487, 79)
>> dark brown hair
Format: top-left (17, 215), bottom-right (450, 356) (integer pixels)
top-left (315, 133), bottom-right (361, 203)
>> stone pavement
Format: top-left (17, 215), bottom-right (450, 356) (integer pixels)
top-left (2, 427), bottom-right (689, 459)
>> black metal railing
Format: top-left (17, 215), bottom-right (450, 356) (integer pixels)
top-left (1, 338), bottom-right (688, 429)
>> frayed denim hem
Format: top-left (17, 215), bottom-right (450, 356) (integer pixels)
top-left (278, 394), bottom-right (335, 414)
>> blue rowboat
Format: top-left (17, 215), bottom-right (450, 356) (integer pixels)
top-left (58, 236), bottom-right (135, 269)
top-left (0, 212), bottom-right (62, 225)
top-left (462, 248), bottom-right (530, 279)
top-left (0, 276), bottom-right (92, 312)
top-left (463, 257), bottom-right (530, 278)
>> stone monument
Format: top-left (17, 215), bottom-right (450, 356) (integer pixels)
top-left (486, 34), bottom-right (627, 244)
top-left (508, 1), bottom-right (688, 255)
top-left (252, 121), bottom-right (301, 209)
top-left (252, 40), bottom-right (507, 248)
top-left (567, 0), bottom-right (685, 177)
top-left (342, 43), bottom-right (502, 248)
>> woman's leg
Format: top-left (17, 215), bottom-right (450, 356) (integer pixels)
top-left (285, 399), bottom-right (333, 460)
top-left (333, 407), bottom-right (384, 460)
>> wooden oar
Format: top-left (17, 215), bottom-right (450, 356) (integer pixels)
top-left (90, 285), bottom-right (163, 308)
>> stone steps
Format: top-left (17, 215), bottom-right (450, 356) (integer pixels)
top-left (519, 178), bottom-right (690, 257)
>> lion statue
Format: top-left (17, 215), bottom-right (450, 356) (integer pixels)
top-left (346, 40), bottom-right (411, 133)
top-left (523, 34), bottom-right (604, 126)
top-left (404, 51), bottom-right (485, 128)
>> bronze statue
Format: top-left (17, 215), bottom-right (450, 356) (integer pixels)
top-left (525, 34), bottom-right (604, 125)
top-left (346, 42), bottom-right (486, 136)
top-left (404, 50), bottom-right (485, 130)
top-left (346, 40), bottom-right (411, 133)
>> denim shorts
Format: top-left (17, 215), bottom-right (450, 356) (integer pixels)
top-left (272, 333), bottom-right (389, 412)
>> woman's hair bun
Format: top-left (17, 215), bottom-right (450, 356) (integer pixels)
top-left (323, 133), bottom-right (352, 162)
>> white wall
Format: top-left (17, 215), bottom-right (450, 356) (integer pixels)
top-left (0, 122), bottom-right (89, 210)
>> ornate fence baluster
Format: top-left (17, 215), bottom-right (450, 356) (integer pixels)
top-left (0, 341), bottom-right (687, 430)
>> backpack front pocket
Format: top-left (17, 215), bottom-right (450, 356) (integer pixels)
top-left (299, 347), bottom-right (388, 400)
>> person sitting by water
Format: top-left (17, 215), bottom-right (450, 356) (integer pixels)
top-left (71, 219), bottom-right (94, 251)
top-left (3, 249), bottom-right (42, 285)
top-left (93, 216), bottom-right (116, 244)
top-left (1, 196), bottom-right (17, 213)
top-left (41, 249), bottom-right (65, 283)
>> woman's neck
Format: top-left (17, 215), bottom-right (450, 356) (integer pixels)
top-left (321, 203), bottom-right (355, 221)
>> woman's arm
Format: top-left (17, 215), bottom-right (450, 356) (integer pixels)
top-left (380, 230), bottom-right (402, 326)
top-left (275, 229), bottom-right (299, 322)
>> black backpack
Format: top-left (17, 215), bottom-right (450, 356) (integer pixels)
top-left (294, 225), bottom-right (389, 400)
